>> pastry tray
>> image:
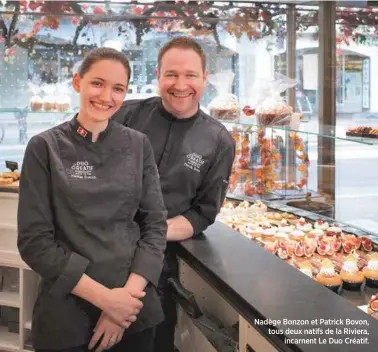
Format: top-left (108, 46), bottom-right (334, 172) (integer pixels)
top-left (0, 181), bottom-right (19, 193)
top-left (225, 197), bottom-right (378, 317)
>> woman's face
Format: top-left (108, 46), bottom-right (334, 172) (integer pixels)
top-left (73, 59), bottom-right (128, 123)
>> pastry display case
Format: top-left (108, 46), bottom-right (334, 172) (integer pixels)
top-left (213, 120), bottom-right (378, 331)
top-left (222, 122), bottom-right (312, 201)
top-left (216, 195), bottom-right (378, 321)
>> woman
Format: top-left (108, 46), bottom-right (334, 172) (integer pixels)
top-left (17, 48), bottom-right (167, 352)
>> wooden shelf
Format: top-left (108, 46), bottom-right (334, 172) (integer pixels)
top-left (0, 326), bottom-right (19, 352)
top-left (0, 250), bottom-right (30, 270)
top-left (0, 193), bottom-right (38, 352)
top-left (0, 181), bottom-right (19, 193)
top-left (0, 223), bottom-right (17, 231)
top-left (0, 291), bottom-right (20, 308)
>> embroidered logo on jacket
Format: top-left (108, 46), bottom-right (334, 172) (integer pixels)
top-left (184, 153), bottom-right (205, 173)
top-left (67, 161), bottom-right (96, 179)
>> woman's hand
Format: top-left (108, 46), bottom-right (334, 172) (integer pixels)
top-left (99, 287), bottom-right (145, 327)
top-left (88, 312), bottom-right (127, 352)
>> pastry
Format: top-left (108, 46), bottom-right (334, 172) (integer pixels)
top-left (315, 259), bottom-right (342, 292)
top-left (289, 229), bottom-right (305, 241)
top-left (256, 104), bottom-right (293, 126)
top-left (308, 229), bottom-right (325, 238)
top-left (250, 200), bottom-right (267, 215)
top-left (0, 177), bottom-right (13, 185)
top-left (341, 234), bottom-right (362, 252)
top-left (235, 201), bottom-right (250, 217)
top-left (265, 212), bottom-right (283, 225)
top-left (296, 217), bottom-right (312, 233)
top-left (281, 212), bottom-right (298, 224)
top-left (340, 254), bottom-right (365, 290)
top-left (209, 95), bottom-right (240, 121)
top-left (361, 237), bottom-right (373, 252)
top-left (30, 95), bottom-right (43, 111)
top-left (237, 200), bottom-right (250, 209)
top-left (245, 226), bottom-right (262, 239)
top-left (265, 212), bottom-right (282, 220)
top-left (260, 220), bottom-right (272, 228)
top-left (369, 128), bottom-right (378, 138)
top-left (278, 219), bottom-right (295, 233)
top-left (302, 237), bottom-right (317, 257)
top-left (314, 220), bottom-right (329, 231)
top-left (327, 226), bottom-right (342, 237)
top-left (299, 261), bottom-right (313, 278)
top-left (363, 253), bottom-right (378, 288)
top-left (43, 96), bottom-right (56, 111)
top-left (56, 95), bottom-right (71, 112)
top-left (346, 126), bottom-right (372, 137)
top-left (264, 241), bottom-right (278, 255)
top-left (220, 202), bottom-right (235, 217)
top-left (368, 294), bottom-right (378, 318)
top-left (261, 227), bottom-right (277, 242)
top-left (275, 231), bottom-right (289, 240)
top-left (1, 171), bottom-right (20, 181)
top-left (248, 215), bottom-right (266, 226)
top-left (277, 247), bottom-right (289, 260)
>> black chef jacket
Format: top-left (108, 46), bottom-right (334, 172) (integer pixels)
top-left (112, 97), bottom-right (236, 236)
top-left (17, 117), bottom-right (167, 349)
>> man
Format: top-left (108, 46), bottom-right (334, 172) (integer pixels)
top-left (112, 37), bottom-right (235, 352)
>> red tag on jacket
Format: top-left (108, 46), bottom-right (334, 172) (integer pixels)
top-left (77, 126), bottom-right (88, 137)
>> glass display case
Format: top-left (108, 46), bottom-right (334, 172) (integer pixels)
top-left (217, 156), bottom-right (378, 321)
top-left (223, 122), bottom-right (311, 201)
top-left (209, 119), bottom-right (378, 239)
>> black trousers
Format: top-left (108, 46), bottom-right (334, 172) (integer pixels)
top-left (154, 250), bottom-right (178, 352)
top-left (154, 296), bottom-right (176, 352)
top-left (36, 327), bottom-right (155, 352)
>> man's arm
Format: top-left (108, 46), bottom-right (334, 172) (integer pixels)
top-left (166, 216), bottom-right (193, 241)
top-left (168, 130), bottom-right (235, 241)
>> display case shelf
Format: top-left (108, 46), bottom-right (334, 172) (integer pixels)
top-left (0, 292), bottom-right (20, 308)
top-left (0, 108), bottom-right (73, 114)
top-left (0, 192), bottom-right (39, 352)
top-left (0, 250), bottom-right (29, 270)
top-left (221, 120), bottom-right (378, 146)
top-left (0, 325), bottom-right (19, 352)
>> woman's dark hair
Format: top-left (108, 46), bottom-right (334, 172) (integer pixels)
top-left (78, 47), bottom-right (131, 83)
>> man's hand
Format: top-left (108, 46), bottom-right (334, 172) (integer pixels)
top-left (99, 288), bottom-right (145, 328)
top-left (166, 216), bottom-right (194, 241)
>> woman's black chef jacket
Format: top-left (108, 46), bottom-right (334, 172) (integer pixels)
top-left (112, 97), bottom-right (236, 235)
top-left (17, 117), bottom-right (167, 350)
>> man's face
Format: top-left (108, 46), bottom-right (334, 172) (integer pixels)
top-left (156, 48), bottom-right (207, 118)
top-left (73, 59), bottom-right (128, 123)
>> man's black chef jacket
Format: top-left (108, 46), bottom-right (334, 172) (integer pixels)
top-left (112, 97), bottom-right (236, 236)
top-left (17, 118), bottom-right (167, 349)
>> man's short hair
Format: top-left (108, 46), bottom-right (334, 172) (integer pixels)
top-left (157, 37), bottom-right (206, 72)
